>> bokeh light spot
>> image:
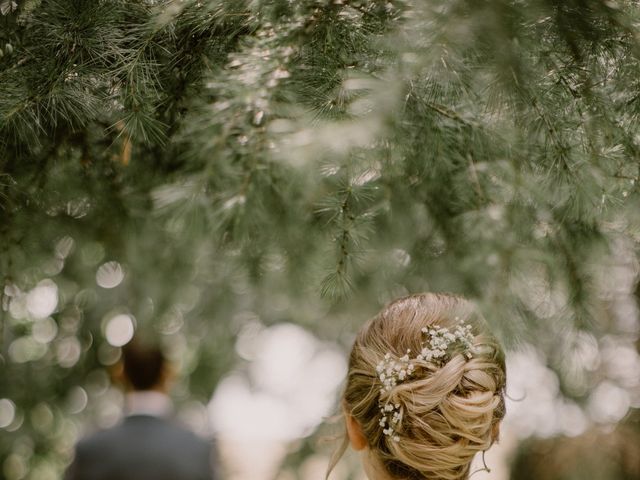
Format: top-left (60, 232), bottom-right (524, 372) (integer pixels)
top-left (588, 381), bottom-right (631, 424)
top-left (0, 399), bottom-right (16, 428)
top-left (104, 314), bottom-right (135, 347)
top-left (66, 387), bottom-right (88, 415)
top-left (32, 317), bottom-right (58, 344)
top-left (97, 343), bottom-right (122, 366)
top-left (55, 236), bottom-right (75, 259)
top-left (3, 453), bottom-right (27, 480)
top-left (26, 279), bottom-right (58, 319)
top-left (8, 337), bottom-right (47, 363)
top-left (210, 322), bottom-right (347, 442)
top-left (56, 337), bottom-right (82, 368)
top-left (96, 261), bottom-right (125, 289)
top-left (30, 403), bottom-right (54, 434)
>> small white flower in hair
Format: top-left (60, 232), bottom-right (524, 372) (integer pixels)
top-left (419, 323), bottom-right (474, 366)
top-left (379, 401), bottom-right (403, 441)
top-left (376, 321), bottom-right (475, 441)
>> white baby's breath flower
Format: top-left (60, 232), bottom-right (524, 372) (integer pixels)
top-left (375, 321), bottom-right (475, 442)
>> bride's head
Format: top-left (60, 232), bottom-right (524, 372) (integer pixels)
top-left (332, 293), bottom-right (506, 480)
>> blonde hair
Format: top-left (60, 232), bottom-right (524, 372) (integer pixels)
top-left (331, 293), bottom-right (506, 480)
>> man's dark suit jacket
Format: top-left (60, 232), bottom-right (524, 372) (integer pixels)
top-left (65, 415), bottom-right (216, 480)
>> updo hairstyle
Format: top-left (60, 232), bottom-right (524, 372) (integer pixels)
top-left (338, 293), bottom-right (506, 480)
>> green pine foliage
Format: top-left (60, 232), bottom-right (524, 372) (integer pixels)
top-left (2, 0), bottom-right (640, 477)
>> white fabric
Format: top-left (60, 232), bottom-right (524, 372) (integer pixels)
top-left (125, 390), bottom-right (173, 417)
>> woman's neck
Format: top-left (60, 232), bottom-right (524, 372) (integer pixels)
top-left (361, 450), bottom-right (396, 480)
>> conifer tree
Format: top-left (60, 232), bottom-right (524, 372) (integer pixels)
top-left (1, 1), bottom-right (640, 477)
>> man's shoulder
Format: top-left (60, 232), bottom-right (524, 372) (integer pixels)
top-left (77, 416), bottom-right (211, 454)
top-left (68, 417), bottom-right (218, 480)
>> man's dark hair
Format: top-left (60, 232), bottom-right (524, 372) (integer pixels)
top-left (122, 341), bottom-right (166, 391)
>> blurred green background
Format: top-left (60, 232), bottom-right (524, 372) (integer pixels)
top-left (1, 0), bottom-right (640, 478)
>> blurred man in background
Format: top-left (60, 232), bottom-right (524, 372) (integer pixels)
top-left (65, 340), bottom-right (217, 480)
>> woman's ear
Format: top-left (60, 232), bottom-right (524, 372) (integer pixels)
top-left (345, 411), bottom-right (368, 451)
